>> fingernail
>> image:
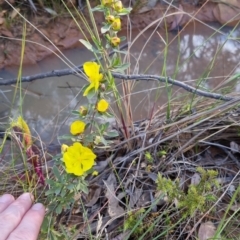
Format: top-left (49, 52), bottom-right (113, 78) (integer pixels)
top-left (19, 192), bottom-right (34, 201)
top-left (0, 194), bottom-right (14, 203)
top-left (32, 203), bottom-right (44, 211)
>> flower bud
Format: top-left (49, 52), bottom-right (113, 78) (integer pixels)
top-left (110, 36), bottom-right (121, 47)
top-left (102, 0), bottom-right (113, 7)
top-left (92, 170), bottom-right (99, 176)
top-left (111, 18), bottom-right (121, 31)
top-left (61, 144), bottom-right (69, 153)
top-left (113, 1), bottom-right (123, 12)
top-left (79, 106), bottom-right (88, 116)
top-left (106, 15), bottom-right (115, 23)
top-left (100, 83), bottom-right (106, 91)
top-left (94, 136), bottom-right (101, 145)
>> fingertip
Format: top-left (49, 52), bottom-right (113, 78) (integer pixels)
top-left (7, 202), bottom-right (45, 240)
top-left (18, 192), bottom-right (34, 201)
top-left (32, 203), bottom-right (45, 211)
top-left (0, 194), bottom-right (15, 203)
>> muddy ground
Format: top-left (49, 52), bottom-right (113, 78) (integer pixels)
top-left (0, 0), bottom-right (239, 69)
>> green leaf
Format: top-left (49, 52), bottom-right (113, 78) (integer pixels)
top-left (118, 7), bottom-right (132, 15)
top-left (112, 63), bottom-right (130, 73)
top-left (71, 110), bottom-right (81, 116)
top-left (104, 130), bottom-right (119, 137)
top-left (53, 166), bottom-right (62, 181)
top-left (111, 54), bottom-right (121, 67)
top-left (84, 134), bottom-right (95, 144)
top-left (58, 134), bottom-right (73, 140)
top-left (46, 178), bottom-right (56, 186)
top-left (119, 36), bottom-right (126, 41)
top-left (227, 73), bottom-right (240, 82)
top-left (113, 49), bottom-right (128, 54)
top-left (55, 205), bottom-right (63, 214)
top-left (79, 39), bottom-right (98, 53)
top-left (76, 181), bottom-right (89, 194)
top-left (91, 5), bottom-right (105, 12)
top-left (45, 188), bottom-right (56, 196)
top-left (157, 150), bottom-right (167, 157)
top-left (85, 87), bottom-right (97, 99)
top-left (100, 136), bottom-right (109, 146)
top-left (101, 24), bottom-right (111, 34)
top-left (81, 184), bottom-right (89, 194)
top-left (100, 122), bottom-right (110, 132)
top-left (54, 187), bottom-right (61, 195)
top-left (67, 183), bottom-right (75, 190)
top-left (60, 189), bottom-right (66, 197)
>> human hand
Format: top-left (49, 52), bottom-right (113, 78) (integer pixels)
top-left (0, 192), bottom-right (45, 240)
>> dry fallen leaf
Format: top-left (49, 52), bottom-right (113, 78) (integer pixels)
top-left (104, 173), bottom-right (125, 218)
top-left (170, 4), bottom-right (184, 30)
top-left (10, 8), bottom-right (20, 20)
top-left (129, 188), bottom-right (143, 208)
top-left (1, 28), bottom-right (14, 38)
top-left (213, 0), bottom-right (240, 26)
top-left (85, 185), bottom-right (101, 207)
top-left (198, 221), bottom-right (217, 240)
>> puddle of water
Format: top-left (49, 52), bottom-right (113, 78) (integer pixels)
top-left (1, 22), bottom-right (240, 146)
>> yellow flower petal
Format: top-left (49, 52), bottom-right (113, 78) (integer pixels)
top-left (83, 62), bottom-right (103, 82)
top-left (97, 99), bottom-right (109, 112)
top-left (70, 120), bottom-right (86, 135)
top-left (94, 79), bottom-right (100, 92)
top-left (83, 62), bottom-right (103, 96)
top-left (63, 142), bottom-right (96, 176)
top-left (83, 82), bottom-right (95, 96)
top-left (83, 62), bottom-right (99, 79)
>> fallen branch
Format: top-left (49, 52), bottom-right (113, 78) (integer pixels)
top-left (1, 69), bottom-right (235, 102)
top-left (112, 73), bottom-right (235, 102)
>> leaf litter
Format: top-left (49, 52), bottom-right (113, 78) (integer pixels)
top-left (52, 96), bottom-right (240, 239)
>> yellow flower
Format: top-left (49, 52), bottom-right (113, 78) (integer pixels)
top-left (70, 121), bottom-right (86, 135)
top-left (111, 18), bottom-right (121, 31)
top-left (110, 36), bottom-right (121, 47)
top-left (113, 1), bottom-right (123, 12)
top-left (97, 99), bottom-right (109, 112)
top-left (83, 62), bottom-right (103, 96)
top-left (63, 142), bottom-right (96, 176)
top-left (61, 144), bottom-right (69, 153)
top-left (12, 116), bottom-right (32, 148)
